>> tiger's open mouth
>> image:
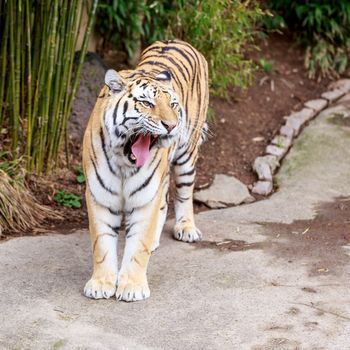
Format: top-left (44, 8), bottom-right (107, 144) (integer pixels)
top-left (124, 133), bottom-right (159, 167)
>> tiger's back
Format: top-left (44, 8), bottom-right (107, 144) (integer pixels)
top-left (83, 40), bottom-right (209, 302)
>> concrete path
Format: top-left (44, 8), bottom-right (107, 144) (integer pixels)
top-left (1, 97), bottom-right (350, 350)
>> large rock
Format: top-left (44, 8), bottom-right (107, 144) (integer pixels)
top-left (69, 52), bottom-right (109, 144)
top-left (194, 174), bottom-right (254, 209)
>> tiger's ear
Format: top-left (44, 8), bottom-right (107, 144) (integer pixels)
top-left (155, 71), bottom-right (172, 85)
top-left (105, 69), bottom-right (124, 94)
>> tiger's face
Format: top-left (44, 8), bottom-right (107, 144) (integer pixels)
top-left (104, 69), bottom-right (183, 167)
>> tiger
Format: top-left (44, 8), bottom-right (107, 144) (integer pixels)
top-left (82, 39), bottom-right (209, 302)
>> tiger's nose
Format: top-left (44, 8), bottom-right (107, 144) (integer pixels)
top-left (161, 121), bottom-right (176, 133)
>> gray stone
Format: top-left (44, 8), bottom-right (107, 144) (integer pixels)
top-left (289, 108), bottom-right (316, 123)
top-left (253, 155), bottom-right (280, 181)
top-left (194, 174), bottom-right (254, 208)
top-left (285, 116), bottom-right (304, 135)
top-left (265, 144), bottom-right (286, 160)
top-left (260, 154), bottom-right (280, 173)
top-left (283, 108), bottom-right (315, 136)
top-left (271, 135), bottom-right (292, 149)
top-left (251, 180), bottom-right (273, 195)
top-left (321, 89), bottom-right (345, 102)
top-left (304, 98), bottom-right (328, 112)
top-left (328, 79), bottom-right (350, 93)
top-left (253, 158), bottom-right (272, 181)
top-left (280, 124), bottom-right (295, 138)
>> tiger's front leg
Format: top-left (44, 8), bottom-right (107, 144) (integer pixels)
top-left (84, 190), bottom-right (122, 299)
top-left (173, 146), bottom-right (202, 243)
top-left (116, 188), bottom-right (164, 302)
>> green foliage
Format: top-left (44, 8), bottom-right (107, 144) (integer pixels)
top-left (171, 0), bottom-right (264, 97)
top-left (0, 152), bottom-right (25, 183)
top-left (95, 0), bottom-right (171, 58)
top-left (264, 1), bottom-right (350, 78)
top-left (75, 166), bottom-right (85, 184)
top-left (95, 0), bottom-right (265, 97)
top-left (258, 58), bottom-right (273, 73)
top-left (53, 190), bottom-right (81, 209)
top-left (0, 1), bottom-right (98, 173)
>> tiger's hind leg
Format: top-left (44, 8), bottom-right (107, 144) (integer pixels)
top-left (173, 146), bottom-right (202, 243)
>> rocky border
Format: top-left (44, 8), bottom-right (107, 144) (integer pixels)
top-left (251, 78), bottom-right (350, 195)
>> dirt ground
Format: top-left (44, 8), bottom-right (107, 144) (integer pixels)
top-left (23, 33), bottom-right (331, 234)
top-left (194, 197), bottom-right (350, 278)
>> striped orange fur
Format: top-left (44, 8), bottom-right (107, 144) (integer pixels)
top-left (83, 39), bottom-right (209, 301)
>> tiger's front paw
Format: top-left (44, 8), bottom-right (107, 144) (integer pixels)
top-left (116, 272), bottom-right (150, 302)
top-left (84, 277), bottom-right (116, 299)
top-left (174, 221), bottom-right (202, 243)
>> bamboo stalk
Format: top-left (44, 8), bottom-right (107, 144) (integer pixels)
top-left (56, 0), bottom-right (98, 167)
top-left (0, 2), bottom-right (9, 128)
top-left (1, 0), bottom-right (99, 173)
top-left (9, 0), bottom-right (19, 156)
top-left (25, 0), bottom-right (33, 162)
top-left (31, 1), bottom-right (50, 172)
top-left (38, 1), bottom-right (58, 172)
top-left (47, 0), bottom-right (68, 161)
top-left (48, 0), bottom-right (80, 169)
top-left (14, 0), bottom-right (22, 156)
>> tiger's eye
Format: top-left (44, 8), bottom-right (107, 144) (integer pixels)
top-left (141, 101), bottom-right (154, 108)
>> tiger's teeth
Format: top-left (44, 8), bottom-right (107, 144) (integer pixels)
top-left (130, 154), bottom-right (136, 160)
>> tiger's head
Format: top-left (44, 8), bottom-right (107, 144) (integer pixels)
top-left (103, 69), bottom-right (184, 167)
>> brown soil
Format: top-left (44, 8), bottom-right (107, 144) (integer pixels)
top-left (5, 33), bottom-right (333, 236)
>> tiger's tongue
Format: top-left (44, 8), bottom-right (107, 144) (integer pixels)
top-left (131, 134), bottom-right (151, 167)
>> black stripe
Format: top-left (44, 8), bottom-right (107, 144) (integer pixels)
top-left (90, 131), bottom-right (97, 160)
top-left (140, 45), bottom-right (161, 58)
top-left (162, 46), bottom-right (194, 72)
top-left (123, 100), bottom-right (128, 115)
top-left (144, 48), bottom-right (191, 82)
top-left (176, 181), bottom-right (194, 188)
top-left (125, 70), bottom-right (146, 79)
top-left (100, 127), bottom-right (117, 175)
top-left (173, 147), bottom-right (189, 164)
top-left (113, 98), bottom-right (122, 124)
top-left (175, 147), bottom-right (195, 166)
top-left (108, 208), bottom-right (121, 216)
top-left (138, 60), bottom-right (184, 96)
top-left (88, 186), bottom-right (121, 215)
top-left (175, 195), bottom-right (190, 203)
top-left (163, 55), bottom-right (189, 82)
top-left (130, 157), bottom-right (162, 197)
top-left (107, 224), bottom-right (120, 234)
top-left (125, 222), bottom-right (137, 238)
top-left (141, 56), bottom-right (188, 84)
top-left (121, 116), bottom-right (139, 126)
top-left (178, 168), bottom-right (195, 177)
top-left (90, 155), bottom-right (119, 195)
